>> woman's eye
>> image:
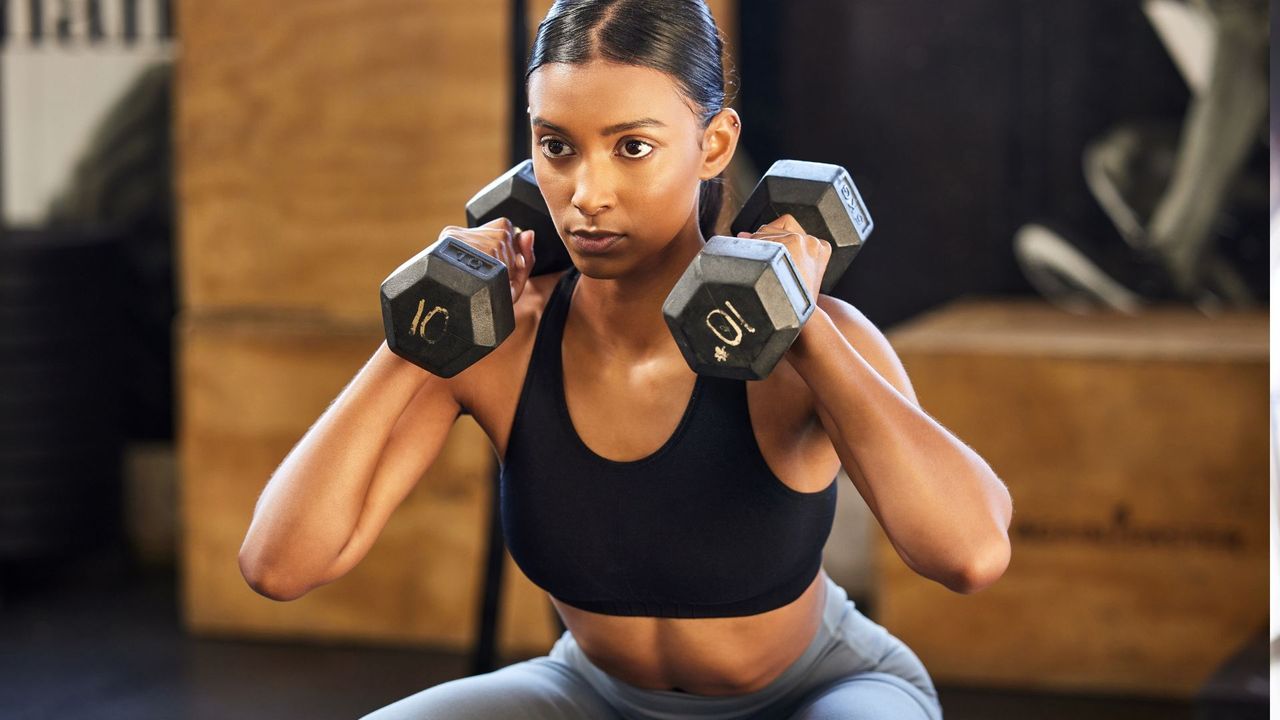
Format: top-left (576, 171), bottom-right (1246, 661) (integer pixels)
top-left (540, 139), bottom-right (574, 158)
top-left (620, 139), bottom-right (654, 159)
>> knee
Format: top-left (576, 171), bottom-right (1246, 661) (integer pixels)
top-left (359, 660), bottom-right (615, 720)
top-left (788, 672), bottom-right (942, 720)
top-left (359, 677), bottom-right (490, 720)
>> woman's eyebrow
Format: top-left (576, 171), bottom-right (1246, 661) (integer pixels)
top-left (599, 118), bottom-right (666, 135)
top-left (531, 117), bottom-right (666, 136)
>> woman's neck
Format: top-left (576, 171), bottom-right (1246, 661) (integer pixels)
top-left (568, 218), bottom-right (706, 362)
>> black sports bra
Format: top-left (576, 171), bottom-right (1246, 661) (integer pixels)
top-left (499, 268), bottom-right (837, 618)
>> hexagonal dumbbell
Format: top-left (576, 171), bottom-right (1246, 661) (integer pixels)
top-left (379, 160), bottom-right (572, 377)
top-left (662, 160), bottom-right (873, 380)
top-left (731, 160), bottom-right (874, 294)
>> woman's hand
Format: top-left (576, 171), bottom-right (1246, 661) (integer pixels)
top-left (736, 213), bottom-right (831, 302)
top-left (437, 217), bottom-right (536, 303)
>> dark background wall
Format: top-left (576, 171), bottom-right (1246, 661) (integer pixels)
top-left (737, 0), bottom-right (1195, 328)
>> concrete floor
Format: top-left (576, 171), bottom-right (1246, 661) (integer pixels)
top-left (0, 548), bottom-right (1232, 720)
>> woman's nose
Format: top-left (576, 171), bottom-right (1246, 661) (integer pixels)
top-left (571, 161), bottom-right (616, 217)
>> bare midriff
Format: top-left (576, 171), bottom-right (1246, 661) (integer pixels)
top-left (550, 568), bottom-right (829, 696)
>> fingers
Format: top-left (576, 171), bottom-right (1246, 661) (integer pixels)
top-left (516, 230), bottom-right (531, 273)
top-left (740, 222), bottom-right (831, 261)
top-left (438, 224), bottom-right (465, 242)
top-left (509, 229), bottom-right (537, 304)
top-left (748, 232), bottom-right (795, 242)
top-left (483, 216), bottom-right (516, 236)
top-left (522, 229), bottom-right (536, 270)
top-left (744, 214), bottom-right (812, 246)
top-left (748, 214), bottom-right (829, 256)
top-left (445, 219), bottom-right (532, 284)
top-left (759, 213), bottom-right (807, 236)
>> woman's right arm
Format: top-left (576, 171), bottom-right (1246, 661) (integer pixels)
top-left (237, 340), bottom-right (461, 601)
top-left (240, 219), bottom-right (534, 601)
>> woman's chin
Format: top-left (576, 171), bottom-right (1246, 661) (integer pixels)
top-left (570, 254), bottom-right (630, 279)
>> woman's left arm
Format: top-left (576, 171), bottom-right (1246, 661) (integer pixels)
top-left (785, 296), bottom-right (1013, 594)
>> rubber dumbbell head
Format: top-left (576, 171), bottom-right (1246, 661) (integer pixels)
top-left (663, 236), bottom-right (815, 381)
top-left (380, 237), bottom-right (516, 378)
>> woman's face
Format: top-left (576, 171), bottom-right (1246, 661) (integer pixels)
top-left (527, 59), bottom-right (734, 278)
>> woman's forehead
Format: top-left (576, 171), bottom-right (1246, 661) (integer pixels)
top-left (527, 61), bottom-right (698, 132)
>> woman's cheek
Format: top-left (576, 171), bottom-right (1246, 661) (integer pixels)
top-left (539, 178), bottom-right (574, 229)
top-left (650, 163), bottom-right (698, 214)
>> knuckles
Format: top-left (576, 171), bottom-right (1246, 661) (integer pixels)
top-left (440, 223), bottom-right (516, 254)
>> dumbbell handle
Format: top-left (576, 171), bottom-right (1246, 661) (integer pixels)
top-left (728, 159), bottom-right (873, 294)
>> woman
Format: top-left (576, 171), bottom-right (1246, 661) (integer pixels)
top-left (239, 1), bottom-right (1012, 717)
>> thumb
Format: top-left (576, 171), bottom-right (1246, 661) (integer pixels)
top-left (510, 231), bottom-right (535, 303)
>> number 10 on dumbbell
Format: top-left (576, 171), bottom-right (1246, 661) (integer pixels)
top-left (663, 160), bottom-right (874, 381)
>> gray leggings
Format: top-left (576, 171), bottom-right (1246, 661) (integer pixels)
top-left (362, 574), bottom-right (942, 719)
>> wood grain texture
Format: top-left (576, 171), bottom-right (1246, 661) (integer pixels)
top-left (176, 0), bottom-right (510, 321)
top-left (889, 299), bottom-right (1267, 361)
top-left (879, 298), bottom-right (1268, 697)
top-left (177, 313), bottom-right (557, 655)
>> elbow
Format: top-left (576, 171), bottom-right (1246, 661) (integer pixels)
top-left (949, 475), bottom-right (1014, 594)
top-left (947, 535), bottom-right (1011, 595)
top-left (239, 548), bottom-right (310, 602)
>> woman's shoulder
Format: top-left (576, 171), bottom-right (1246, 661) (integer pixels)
top-left (517, 268), bottom-right (569, 342)
top-left (513, 268), bottom-right (569, 337)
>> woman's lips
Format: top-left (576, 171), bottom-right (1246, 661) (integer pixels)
top-left (570, 232), bottom-right (624, 255)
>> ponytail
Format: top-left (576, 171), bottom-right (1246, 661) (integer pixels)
top-left (698, 176), bottom-right (725, 239)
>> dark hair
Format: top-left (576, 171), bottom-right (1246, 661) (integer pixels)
top-left (527, 0), bottom-right (734, 238)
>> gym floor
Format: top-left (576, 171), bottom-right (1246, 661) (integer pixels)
top-left (1, 548), bottom-right (1204, 720)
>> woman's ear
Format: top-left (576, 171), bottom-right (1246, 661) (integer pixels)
top-left (699, 108), bottom-right (741, 180)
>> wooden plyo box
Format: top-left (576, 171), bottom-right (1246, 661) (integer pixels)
top-left (176, 0), bottom-right (511, 323)
top-left (879, 299), bottom-right (1268, 699)
top-left (178, 314), bottom-right (558, 657)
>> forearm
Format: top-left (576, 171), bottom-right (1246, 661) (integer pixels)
top-left (786, 309), bottom-right (1012, 591)
top-left (239, 341), bottom-right (434, 595)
